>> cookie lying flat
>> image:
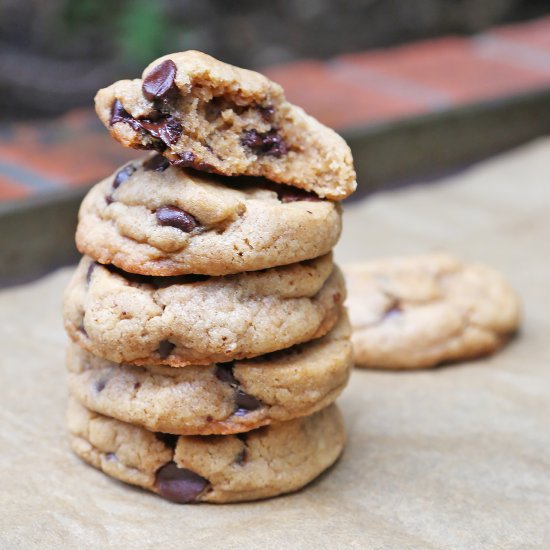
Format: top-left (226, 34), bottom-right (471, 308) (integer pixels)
top-left (95, 51), bottom-right (356, 200)
top-left (64, 254), bottom-right (345, 367)
top-left (67, 312), bottom-right (352, 435)
top-left (77, 155), bottom-right (342, 276)
top-left (68, 399), bottom-right (345, 503)
top-left (345, 254), bottom-right (521, 369)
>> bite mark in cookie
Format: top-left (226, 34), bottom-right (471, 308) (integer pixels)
top-left (95, 51), bottom-right (357, 199)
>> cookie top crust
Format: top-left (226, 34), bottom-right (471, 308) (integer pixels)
top-left (95, 51), bottom-right (356, 200)
top-left (68, 399), bottom-right (345, 503)
top-left (345, 254), bottom-right (521, 369)
top-left (67, 311), bottom-right (352, 435)
top-left (63, 254), bottom-right (345, 367)
top-left (76, 156), bottom-right (342, 276)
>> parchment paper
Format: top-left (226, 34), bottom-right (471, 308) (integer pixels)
top-left (1, 139), bottom-right (550, 549)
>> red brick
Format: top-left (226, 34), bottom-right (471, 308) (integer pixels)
top-left (264, 60), bottom-right (428, 129)
top-left (0, 121), bottom-right (139, 188)
top-left (490, 16), bottom-right (550, 51)
top-left (339, 36), bottom-right (550, 104)
top-left (0, 176), bottom-right (32, 201)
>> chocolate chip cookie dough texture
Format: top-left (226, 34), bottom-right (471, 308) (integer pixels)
top-left (63, 51), bottom-right (356, 503)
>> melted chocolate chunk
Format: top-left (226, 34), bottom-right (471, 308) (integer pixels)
top-left (170, 151), bottom-right (215, 172)
top-left (142, 59), bottom-right (178, 102)
top-left (109, 99), bottom-right (181, 147)
top-left (155, 462), bottom-right (209, 504)
top-left (113, 164), bottom-right (137, 190)
top-left (241, 129), bottom-right (287, 157)
top-left (156, 205), bottom-right (198, 232)
top-left (110, 99), bottom-right (142, 132)
top-left (143, 154), bottom-right (170, 172)
top-left (155, 432), bottom-right (179, 450)
top-left (157, 340), bottom-right (175, 359)
top-left (139, 116), bottom-right (182, 145)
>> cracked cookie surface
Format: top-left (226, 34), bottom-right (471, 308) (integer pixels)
top-left (76, 156), bottom-right (342, 276)
top-left (67, 398), bottom-right (345, 503)
top-left (67, 312), bottom-right (352, 435)
top-left (345, 254), bottom-right (521, 369)
top-left (95, 51), bottom-right (356, 200)
top-left (64, 254), bottom-right (345, 366)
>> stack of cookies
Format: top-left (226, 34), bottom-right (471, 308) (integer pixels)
top-left (63, 51), bottom-right (357, 503)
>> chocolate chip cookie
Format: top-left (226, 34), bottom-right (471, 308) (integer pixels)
top-left (64, 254), bottom-right (345, 367)
top-left (67, 398), bottom-right (345, 503)
top-left (95, 51), bottom-right (356, 200)
top-left (345, 254), bottom-right (521, 369)
top-left (76, 156), bottom-right (342, 276)
top-left (67, 312), bottom-right (352, 435)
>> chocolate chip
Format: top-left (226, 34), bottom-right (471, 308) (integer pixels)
top-left (157, 340), bottom-right (175, 359)
top-left (95, 379), bottom-right (107, 393)
top-left (155, 462), bottom-right (209, 503)
top-left (156, 206), bottom-right (198, 232)
top-left (110, 98), bottom-right (181, 147)
top-left (143, 154), bottom-right (170, 172)
top-left (139, 116), bottom-right (182, 145)
top-left (142, 60), bottom-right (178, 102)
top-left (113, 164), bottom-right (137, 190)
top-left (384, 304), bottom-right (402, 321)
top-left (170, 151), bottom-right (215, 172)
top-left (241, 129), bottom-right (287, 157)
top-left (86, 262), bottom-right (96, 285)
top-left (235, 389), bottom-right (262, 412)
top-left (105, 452), bottom-right (117, 461)
top-left (215, 364), bottom-right (262, 414)
top-left (215, 363), bottom-right (238, 385)
top-left (77, 321), bottom-right (88, 337)
top-left (235, 390), bottom-right (262, 412)
top-left (235, 448), bottom-right (247, 465)
top-left (259, 104), bottom-right (275, 121)
top-left (155, 433), bottom-right (178, 450)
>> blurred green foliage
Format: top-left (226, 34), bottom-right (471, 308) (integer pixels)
top-left (117, 0), bottom-right (176, 65)
top-left (58, 0), bottom-right (176, 66)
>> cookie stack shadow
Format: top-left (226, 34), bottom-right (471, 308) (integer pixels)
top-left (62, 51), bottom-right (357, 503)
